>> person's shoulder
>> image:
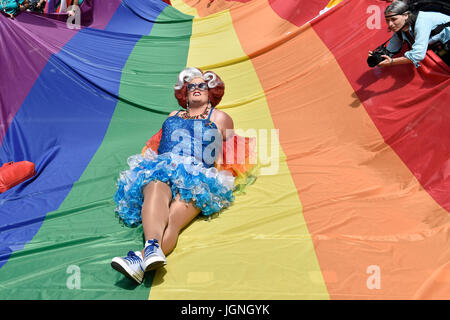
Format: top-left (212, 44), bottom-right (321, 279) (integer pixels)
top-left (212, 108), bottom-right (231, 119)
top-left (168, 109), bottom-right (182, 117)
top-left (417, 11), bottom-right (431, 18)
top-left (417, 10), bottom-right (447, 21)
top-left (212, 108), bottom-right (233, 127)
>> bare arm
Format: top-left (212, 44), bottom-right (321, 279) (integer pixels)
top-left (211, 109), bottom-right (234, 140)
top-left (377, 55), bottom-right (413, 67)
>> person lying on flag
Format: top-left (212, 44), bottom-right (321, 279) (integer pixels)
top-left (110, 67), bottom-right (258, 285)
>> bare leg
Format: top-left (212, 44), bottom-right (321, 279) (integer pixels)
top-left (111, 180), bottom-right (172, 283)
top-left (141, 181), bottom-right (172, 245)
top-left (160, 196), bottom-right (201, 256)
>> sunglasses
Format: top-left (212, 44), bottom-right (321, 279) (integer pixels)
top-left (187, 82), bottom-right (208, 91)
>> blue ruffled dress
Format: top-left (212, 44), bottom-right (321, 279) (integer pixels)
top-left (114, 108), bottom-right (235, 227)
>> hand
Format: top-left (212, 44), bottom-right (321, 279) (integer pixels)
top-left (377, 55), bottom-right (393, 67)
top-left (368, 51), bottom-right (373, 56)
top-left (8, 12), bottom-right (15, 19)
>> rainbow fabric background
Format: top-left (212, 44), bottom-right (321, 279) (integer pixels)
top-left (0, 0), bottom-right (449, 299)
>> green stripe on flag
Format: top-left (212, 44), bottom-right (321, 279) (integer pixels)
top-left (0, 6), bottom-right (192, 300)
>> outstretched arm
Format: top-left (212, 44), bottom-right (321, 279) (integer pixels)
top-left (377, 55), bottom-right (413, 67)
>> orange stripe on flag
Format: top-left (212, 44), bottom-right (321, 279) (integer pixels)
top-left (229, 1), bottom-right (450, 299)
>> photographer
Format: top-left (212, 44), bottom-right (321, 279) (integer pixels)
top-left (369, 0), bottom-right (449, 68)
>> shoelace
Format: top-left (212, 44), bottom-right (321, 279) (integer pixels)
top-left (124, 251), bottom-right (142, 264)
top-left (144, 239), bottom-right (160, 258)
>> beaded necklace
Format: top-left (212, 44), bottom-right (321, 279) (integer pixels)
top-left (180, 104), bottom-right (210, 120)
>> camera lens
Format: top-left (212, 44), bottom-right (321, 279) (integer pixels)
top-left (367, 54), bottom-right (383, 68)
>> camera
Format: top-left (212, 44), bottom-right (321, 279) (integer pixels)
top-left (367, 43), bottom-right (394, 67)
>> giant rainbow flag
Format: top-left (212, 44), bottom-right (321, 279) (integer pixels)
top-left (0, 0), bottom-right (449, 300)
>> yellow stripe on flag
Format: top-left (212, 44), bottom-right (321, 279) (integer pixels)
top-left (326, 0), bottom-right (344, 8)
top-left (171, 0), bottom-right (199, 17)
top-left (149, 4), bottom-right (329, 300)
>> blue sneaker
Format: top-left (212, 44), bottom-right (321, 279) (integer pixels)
top-left (111, 251), bottom-right (145, 284)
top-left (142, 239), bottom-right (167, 272)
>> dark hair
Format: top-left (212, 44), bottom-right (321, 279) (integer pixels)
top-left (385, 0), bottom-right (418, 27)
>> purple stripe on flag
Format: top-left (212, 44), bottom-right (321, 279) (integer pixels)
top-left (0, 0), bottom-right (122, 146)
